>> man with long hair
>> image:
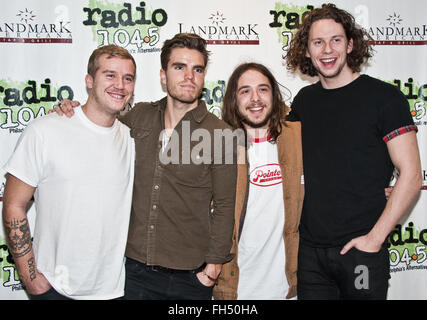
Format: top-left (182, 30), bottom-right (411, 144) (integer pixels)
top-left (213, 62), bottom-right (304, 299)
top-left (286, 3), bottom-right (421, 299)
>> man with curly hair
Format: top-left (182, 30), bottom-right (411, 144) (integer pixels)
top-left (286, 3), bottom-right (421, 299)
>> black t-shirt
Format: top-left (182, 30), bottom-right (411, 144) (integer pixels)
top-left (289, 75), bottom-right (416, 247)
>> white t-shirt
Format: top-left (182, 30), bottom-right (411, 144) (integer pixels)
top-left (237, 137), bottom-right (288, 300)
top-left (3, 107), bottom-right (135, 299)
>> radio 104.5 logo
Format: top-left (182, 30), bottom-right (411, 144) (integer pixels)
top-left (82, 1), bottom-right (168, 54)
top-left (388, 222), bottom-right (427, 273)
top-left (0, 237), bottom-right (23, 293)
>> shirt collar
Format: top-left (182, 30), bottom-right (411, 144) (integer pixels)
top-left (153, 97), bottom-right (208, 123)
top-left (251, 133), bottom-right (272, 143)
top-left (190, 99), bottom-right (209, 123)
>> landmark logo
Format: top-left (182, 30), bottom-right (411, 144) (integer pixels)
top-left (179, 11), bottom-right (259, 45)
top-left (368, 13), bottom-right (427, 45)
top-left (0, 7), bottom-right (72, 44)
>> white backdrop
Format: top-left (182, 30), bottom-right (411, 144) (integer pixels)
top-left (1, 0), bottom-right (426, 300)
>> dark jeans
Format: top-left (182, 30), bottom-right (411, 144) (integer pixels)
top-left (124, 258), bottom-right (213, 300)
top-left (28, 287), bottom-right (71, 300)
top-left (297, 241), bottom-right (390, 300)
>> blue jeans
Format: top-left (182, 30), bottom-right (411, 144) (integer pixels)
top-left (297, 241), bottom-right (390, 300)
top-left (124, 258), bottom-right (213, 300)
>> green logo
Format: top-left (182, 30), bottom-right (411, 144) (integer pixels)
top-left (201, 80), bottom-right (226, 119)
top-left (269, 3), bottom-right (313, 52)
top-left (0, 79), bottom-right (73, 132)
top-left (389, 78), bottom-right (427, 125)
top-left (0, 237), bottom-right (23, 291)
top-left (82, 1), bottom-right (168, 53)
top-left (387, 222), bottom-right (427, 273)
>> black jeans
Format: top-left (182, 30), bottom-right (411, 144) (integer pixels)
top-left (124, 258), bottom-right (213, 300)
top-left (28, 287), bottom-right (71, 300)
top-left (297, 241), bottom-right (390, 300)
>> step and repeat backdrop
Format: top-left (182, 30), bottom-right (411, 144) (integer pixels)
top-left (0, 0), bottom-right (426, 300)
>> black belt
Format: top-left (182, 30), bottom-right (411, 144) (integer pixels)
top-left (147, 264), bottom-right (205, 274)
top-left (128, 258), bottom-right (205, 274)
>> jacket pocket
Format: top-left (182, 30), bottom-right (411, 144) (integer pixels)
top-left (130, 128), bottom-right (152, 164)
top-left (130, 127), bottom-right (151, 139)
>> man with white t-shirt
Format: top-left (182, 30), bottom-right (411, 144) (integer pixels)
top-left (2, 45), bottom-right (136, 300)
top-left (213, 63), bottom-right (304, 299)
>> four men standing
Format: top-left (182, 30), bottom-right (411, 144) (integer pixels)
top-left (1, 3), bottom-right (423, 301)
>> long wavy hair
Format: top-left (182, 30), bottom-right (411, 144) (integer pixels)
top-left (285, 3), bottom-right (374, 77)
top-left (222, 63), bottom-right (289, 143)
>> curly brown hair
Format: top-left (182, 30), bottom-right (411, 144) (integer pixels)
top-left (285, 3), bottom-right (374, 77)
top-left (222, 63), bottom-right (289, 143)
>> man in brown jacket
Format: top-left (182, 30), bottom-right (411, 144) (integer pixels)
top-left (214, 63), bottom-right (304, 299)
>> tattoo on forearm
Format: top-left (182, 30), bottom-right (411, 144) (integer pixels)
top-left (3, 218), bottom-right (32, 258)
top-left (28, 257), bottom-right (37, 281)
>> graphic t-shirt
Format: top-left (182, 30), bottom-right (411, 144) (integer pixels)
top-left (237, 136), bottom-right (288, 300)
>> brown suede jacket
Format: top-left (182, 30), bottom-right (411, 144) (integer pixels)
top-left (213, 121), bottom-right (304, 299)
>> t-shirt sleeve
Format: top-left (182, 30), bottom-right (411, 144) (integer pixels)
top-left (380, 86), bottom-right (417, 143)
top-left (2, 124), bottom-right (44, 187)
top-left (287, 92), bottom-right (302, 122)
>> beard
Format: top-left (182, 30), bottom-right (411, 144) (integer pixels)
top-left (166, 81), bottom-right (203, 105)
top-left (238, 104), bottom-right (273, 129)
top-left (168, 91), bottom-right (200, 105)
